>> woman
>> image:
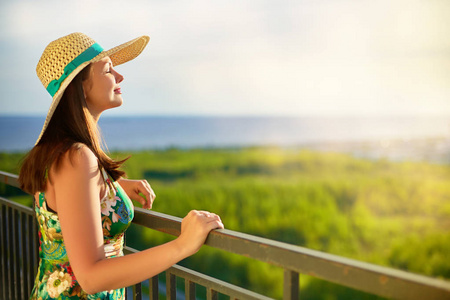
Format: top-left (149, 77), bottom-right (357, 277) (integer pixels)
top-left (19, 32), bottom-right (224, 299)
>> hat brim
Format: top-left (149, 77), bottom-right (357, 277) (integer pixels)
top-left (35, 35), bottom-right (150, 145)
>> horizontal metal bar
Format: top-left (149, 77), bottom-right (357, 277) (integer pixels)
top-left (132, 208), bottom-right (450, 300)
top-left (124, 246), bottom-right (272, 300)
top-left (0, 197), bottom-right (34, 215)
top-left (169, 264), bottom-right (273, 300)
top-left (0, 171), bottom-right (21, 189)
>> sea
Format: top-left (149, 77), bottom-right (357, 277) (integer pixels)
top-left (2, 115), bottom-right (450, 163)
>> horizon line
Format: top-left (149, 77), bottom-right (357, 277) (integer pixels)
top-left (2, 112), bottom-right (450, 118)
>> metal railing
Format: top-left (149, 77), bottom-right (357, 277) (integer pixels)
top-left (1, 197), bottom-right (39, 300)
top-left (1, 170), bottom-right (450, 300)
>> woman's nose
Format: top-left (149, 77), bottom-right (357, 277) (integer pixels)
top-left (114, 70), bottom-right (124, 84)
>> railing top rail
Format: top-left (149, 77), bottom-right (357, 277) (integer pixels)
top-left (2, 170), bottom-right (450, 300)
top-left (0, 170), bottom-right (20, 189)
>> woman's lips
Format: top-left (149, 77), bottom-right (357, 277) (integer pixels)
top-left (114, 88), bottom-right (122, 94)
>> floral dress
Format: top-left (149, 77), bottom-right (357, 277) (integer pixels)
top-left (30, 167), bottom-right (134, 299)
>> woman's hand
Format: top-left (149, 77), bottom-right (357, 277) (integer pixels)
top-left (176, 210), bottom-right (224, 257)
top-left (117, 178), bottom-right (156, 209)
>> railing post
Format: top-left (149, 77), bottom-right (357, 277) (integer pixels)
top-left (149, 276), bottom-right (159, 300)
top-left (207, 288), bottom-right (219, 300)
top-left (0, 202), bottom-right (7, 300)
top-left (27, 213), bottom-right (37, 298)
top-left (132, 282), bottom-right (142, 300)
top-left (20, 211), bottom-right (28, 299)
top-left (185, 280), bottom-right (196, 300)
top-left (284, 269), bottom-right (299, 300)
top-left (166, 271), bottom-right (176, 300)
top-left (7, 206), bottom-right (14, 299)
top-left (32, 213), bottom-right (40, 285)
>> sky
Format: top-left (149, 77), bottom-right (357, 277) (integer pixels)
top-left (1, 0), bottom-right (450, 117)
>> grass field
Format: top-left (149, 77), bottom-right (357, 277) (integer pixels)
top-left (1, 147), bottom-right (449, 299)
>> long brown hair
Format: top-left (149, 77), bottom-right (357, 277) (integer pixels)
top-left (19, 64), bottom-right (128, 194)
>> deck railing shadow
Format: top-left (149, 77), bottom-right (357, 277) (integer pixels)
top-left (1, 170), bottom-right (450, 300)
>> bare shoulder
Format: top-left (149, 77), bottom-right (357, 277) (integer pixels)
top-left (55, 144), bottom-right (99, 176)
top-left (48, 144), bottom-right (102, 210)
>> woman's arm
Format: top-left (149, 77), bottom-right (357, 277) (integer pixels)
top-left (53, 146), bottom-right (223, 294)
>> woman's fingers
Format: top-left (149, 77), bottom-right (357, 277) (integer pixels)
top-left (198, 211), bottom-right (224, 229)
top-left (206, 217), bottom-right (224, 230)
top-left (133, 180), bottom-right (156, 209)
top-left (191, 210), bottom-right (224, 229)
top-left (118, 178), bottom-right (156, 209)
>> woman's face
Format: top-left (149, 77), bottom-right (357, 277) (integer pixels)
top-left (82, 57), bottom-right (124, 120)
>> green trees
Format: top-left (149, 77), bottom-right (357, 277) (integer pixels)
top-left (119, 148), bottom-right (450, 298)
top-left (2, 147), bottom-right (449, 299)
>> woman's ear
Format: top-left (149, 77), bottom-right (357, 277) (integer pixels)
top-left (81, 78), bottom-right (91, 100)
top-left (81, 64), bottom-right (93, 99)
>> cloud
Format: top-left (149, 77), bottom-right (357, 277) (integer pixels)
top-left (1, 0), bottom-right (450, 116)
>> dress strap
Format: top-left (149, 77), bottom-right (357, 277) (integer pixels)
top-left (100, 166), bottom-right (109, 183)
top-left (38, 192), bottom-right (45, 208)
top-left (99, 165), bottom-right (118, 194)
top-left (37, 168), bottom-right (49, 208)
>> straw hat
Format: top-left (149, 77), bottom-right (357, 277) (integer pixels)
top-left (35, 32), bottom-right (150, 144)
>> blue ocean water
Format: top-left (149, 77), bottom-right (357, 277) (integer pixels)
top-left (1, 115), bottom-right (450, 162)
